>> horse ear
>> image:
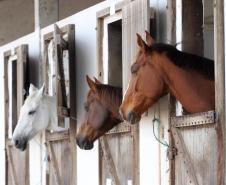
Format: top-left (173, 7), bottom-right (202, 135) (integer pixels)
top-left (145, 30), bottom-right (155, 46)
top-left (136, 33), bottom-right (148, 52)
top-left (38, 83), bottom-right (45, 97)
top-left (29, 84), bottom-right (38, 95)
top-left (86, 75), bottom-right (97, 92)
top-left (93, 77), bottom-right (101, 84)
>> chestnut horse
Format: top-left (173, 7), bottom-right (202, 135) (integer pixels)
top-left (120, 31), bottom-right (215, 124)
top-left (76, 76), bottom-right (122, 150)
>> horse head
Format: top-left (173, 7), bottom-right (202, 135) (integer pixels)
top-left (120, 32), bottom-right (168, 124)
top-left (76, 76), bottom-right (122, 150)
top-left (12, 84), bottom-right (55, 151)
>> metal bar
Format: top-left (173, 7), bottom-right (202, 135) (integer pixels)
top-left (171, 111), bottom-right (215, 128)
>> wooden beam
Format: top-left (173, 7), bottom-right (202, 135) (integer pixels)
top-left (99, 137), bottom-right (121, 185)
top-left (67, 24), bottom-right (77, 185)
top-left (181, 0), bottom-right (203, 55)
top-left (34, 0), bottom-right (59, 29)
top-left (166, 0), bottom-right (176, 184)
top-left (166, 0), bottom-right (176, 44)
top-left (214, 0), bottom-right (225, 184)
top-left (171, 110), bottom-right (215, 128)
top-left (171, 128), bottom-right (199, 185)
top-left (47, 141), bottom-right (61, 185)
top-left (6, 144), bottom-right (19, 185)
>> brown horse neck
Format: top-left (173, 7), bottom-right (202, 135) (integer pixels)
top-left (153, 54), bottom-right (215, 113)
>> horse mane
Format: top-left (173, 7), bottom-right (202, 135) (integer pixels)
top-left (149, 43), bottom-right (214, 80)
top-left (96, 84), bottom-right (122, 114)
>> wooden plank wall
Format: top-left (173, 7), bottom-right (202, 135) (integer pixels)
top-left (173, 1), bottom-right (217, 184)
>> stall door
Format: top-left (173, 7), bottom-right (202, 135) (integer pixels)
top-left (43, 24), bottom-right (76, 185)
top-left (170, 111), bottom-right (217, 185)
top-left (4, 45), bottom-right (29, 185)
top-left (97, 0), bottom-right (153, 185)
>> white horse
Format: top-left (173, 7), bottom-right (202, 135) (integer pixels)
top-left (12, 84), bottom-right (61, 151)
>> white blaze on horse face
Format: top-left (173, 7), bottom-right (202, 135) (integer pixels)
top-left (12, 84), bottom-right (51, 143)
top-left (123, 78), bottom-right (131, 100)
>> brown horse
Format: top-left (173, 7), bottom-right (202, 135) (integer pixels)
top-left (76, 76), bottom-right (122, 150)
top-left (120, 31), bottom-right (215, 124)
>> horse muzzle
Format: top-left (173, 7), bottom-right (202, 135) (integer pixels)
top-left (76, 136), bottom-right (94, 150)
top-left (127, 111), bottom-right (141, 125)
top-left (14, 138), bottom-right (28, 151)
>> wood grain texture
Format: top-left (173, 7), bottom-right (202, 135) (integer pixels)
top-left (214, 0), bottom-right (225, 184)
top-left (43, 24), bottom-right (76, 185)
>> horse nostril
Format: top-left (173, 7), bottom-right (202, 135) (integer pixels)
top-left (15, 139), bottom-right (19, 146)
top-left (128, 112), bottom-right (134, 122)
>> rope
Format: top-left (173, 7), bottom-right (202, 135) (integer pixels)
top-left (152, 117), bottom-right (170, 148)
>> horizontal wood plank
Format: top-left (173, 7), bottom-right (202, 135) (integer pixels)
top-left (171, 111), bottom-right (216, 128)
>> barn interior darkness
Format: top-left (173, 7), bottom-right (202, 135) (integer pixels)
top-left (107, 20), bottom-right (122, 88)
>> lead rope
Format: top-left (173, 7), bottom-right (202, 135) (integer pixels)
top-left (152, 116), bottom-right (170, 148)
top-left (153, 105), bottom-right (177, 162)
top-left (152, 103), bottom-right (169, 148)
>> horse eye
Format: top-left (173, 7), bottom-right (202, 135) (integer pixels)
top-left (131, 64), bottom-right (138, 74)
top-left (84, 103), bottom-right (89, 111)
top-left (28, 110), bottom-right (36, 115)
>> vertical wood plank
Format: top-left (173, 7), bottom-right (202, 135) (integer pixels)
top-left (166, 0), bottom-right (176, 184)
top-left (122, 1), bottom-right (150, 184)
top-left (99, 137), bottom-right (121, 185)
top-left (67, 24), bottom-right (77, 185)
top-left (54, 24), bottom-right (67, 127)
top-left (214, 0), bottom-right (225, 184)
top-left (6, 144), bottom-right (19, 185)
top-left (4, 53), bottom-right (9, 185)
top-left (16, 45), bottom-right (30, 185)
top-left (47, 141), bottom-right (61, 185)
top-left (181, 0), bottom-right (203, 55)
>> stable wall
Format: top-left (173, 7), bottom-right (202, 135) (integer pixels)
top-left (0, 0), bottom-right (215, 185)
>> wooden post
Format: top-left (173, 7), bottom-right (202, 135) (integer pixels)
top-left (34, 0), bottom-right (59, 85)
top-left (181, 0), bottom-right (203, 55)
top-left (67, 24), bottom-right (77, 185)
top-left (166, 0), bottom-right (176, 45)
top-left (166, 0), bottom-right (176, 184)
top-left (34, 0), bottom-right (59, 29)
top-left (214, 0), bottom-right (225, 184)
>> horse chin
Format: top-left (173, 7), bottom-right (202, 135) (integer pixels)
top-left (76, 137), bottom-right (94, 150)
top-left (79, 141), bottom-right (94, 150)
top-left (128, 111), bottom-right (141, 125)
top-left (83, 142), bottom-right (94, 150)
top-left (15, 141), bottom-right (28, 151)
